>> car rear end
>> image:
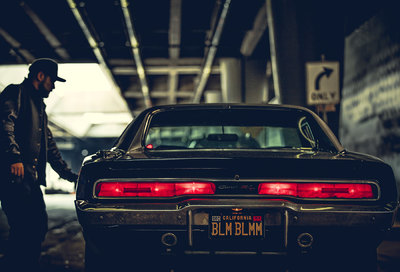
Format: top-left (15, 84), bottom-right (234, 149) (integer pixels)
top-left (75, 153), bottom-right (397, 271)
top-left (75, 105), bottom-right (398, 271)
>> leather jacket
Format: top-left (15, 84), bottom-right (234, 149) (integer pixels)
top-left (0, 79), bottom-right (78, 186)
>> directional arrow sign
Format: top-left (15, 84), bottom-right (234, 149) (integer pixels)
top-left (315, 67), bottom-right (333, 90)
top-left (306, 61), bottom-right (339, 105)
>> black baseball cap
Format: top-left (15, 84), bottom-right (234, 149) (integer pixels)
top-left (29, 58), bottom-right (66, 82)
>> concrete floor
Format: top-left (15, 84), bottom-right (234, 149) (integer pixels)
top-left (40, 194), bottom-right (84, 272)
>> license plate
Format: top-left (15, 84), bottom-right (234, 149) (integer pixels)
top-left (209, 213), bottom-right (264, 239)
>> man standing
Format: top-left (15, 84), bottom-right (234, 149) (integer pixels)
top-left (0, 58), bottom-right (78, 270)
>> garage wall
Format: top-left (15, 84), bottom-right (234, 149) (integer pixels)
top-left (339, 5), bottom-right (400, 189)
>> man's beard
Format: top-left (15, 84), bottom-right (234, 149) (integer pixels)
top-left (38, 83), bottom-right (50, 98)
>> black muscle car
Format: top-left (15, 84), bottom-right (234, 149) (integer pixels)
top-left (75, 104), bottom-right (398, 271)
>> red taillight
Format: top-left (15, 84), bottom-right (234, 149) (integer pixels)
top-left (258, 183), bottom-right (297, 196)
top-left (258, 182), bottom-right (375, 199)
top-left (95, 182), bottom-right (216, 197)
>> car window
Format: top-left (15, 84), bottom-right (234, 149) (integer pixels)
top-left (143, 109), bottom-right (337, 152)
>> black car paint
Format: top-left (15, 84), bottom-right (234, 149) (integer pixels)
top-left (78, 149), bottom-right (397, 204)
top-left (75, 104), bottom-right (399, 271)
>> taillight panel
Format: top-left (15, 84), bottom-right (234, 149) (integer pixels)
top-left (258, 182), bottom-right (378, 199)
top-left (93, 179), bottom-right (379, 200)
top-left (95, 181), bottom-right (216, 197)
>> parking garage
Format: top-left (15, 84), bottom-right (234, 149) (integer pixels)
top-left (1, 0), bottom-right (400, 271)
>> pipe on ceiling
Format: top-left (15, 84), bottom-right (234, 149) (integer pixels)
top-left (120, 0), bottom-right (152, 108)
top-left (66, 0), bottom-right (122, 96)
top-left (192, 0), bottom-right (231, 103)
top-left (20, 1), bottom-right (70, 60)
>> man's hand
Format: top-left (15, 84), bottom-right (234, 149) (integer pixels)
top-left (10, 162), bottom-right (24, 179)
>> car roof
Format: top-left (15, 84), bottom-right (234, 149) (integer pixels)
top-left (143, 103), bottom-right (312, 113)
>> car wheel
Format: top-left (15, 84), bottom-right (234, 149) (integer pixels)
top-left (292, 245), bottom-right (377, 272)
top-left (85, 242), bottom-right (175, 272)
top-left (84, 241), bottom-right (105, 272)
top-left (346, 246), bottom-right (377, 272)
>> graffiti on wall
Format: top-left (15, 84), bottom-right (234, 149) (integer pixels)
top-left (340, 7), bottom-right (400, 188)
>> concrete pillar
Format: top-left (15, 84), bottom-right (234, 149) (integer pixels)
top-left (267, 0), bottom-right (305, 106)
top-left (204, 90), bottom-right (222, 103)
top-left (244, 59), bottom-right (268, 103)
top-left (220, 58), bottom-right (242, 103)
top-left (267, 0), bottom-right (345, 109)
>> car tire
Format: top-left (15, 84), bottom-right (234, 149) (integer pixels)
top-left (84, 241), bottom-right (104, 272)
top-left (84, 241), bottom-right (174, 272)
top-left (347, 246), bottom-right (377, 272)
top-left (292, 245), bottom-right (377, 272)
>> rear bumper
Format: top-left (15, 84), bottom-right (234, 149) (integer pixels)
top-left (75, 199), bottom-right (397, 255)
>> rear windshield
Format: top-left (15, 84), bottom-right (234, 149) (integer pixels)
top-left (143, 109), bottom-right (337, 152)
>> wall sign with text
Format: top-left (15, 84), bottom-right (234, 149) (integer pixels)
top-left (306, 61), bottom-right (340, 105)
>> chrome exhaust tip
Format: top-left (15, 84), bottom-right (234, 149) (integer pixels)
top-left (161, 232), bottom-right (178, 247)
top-left (297, 233), bottom-right (314, 248)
